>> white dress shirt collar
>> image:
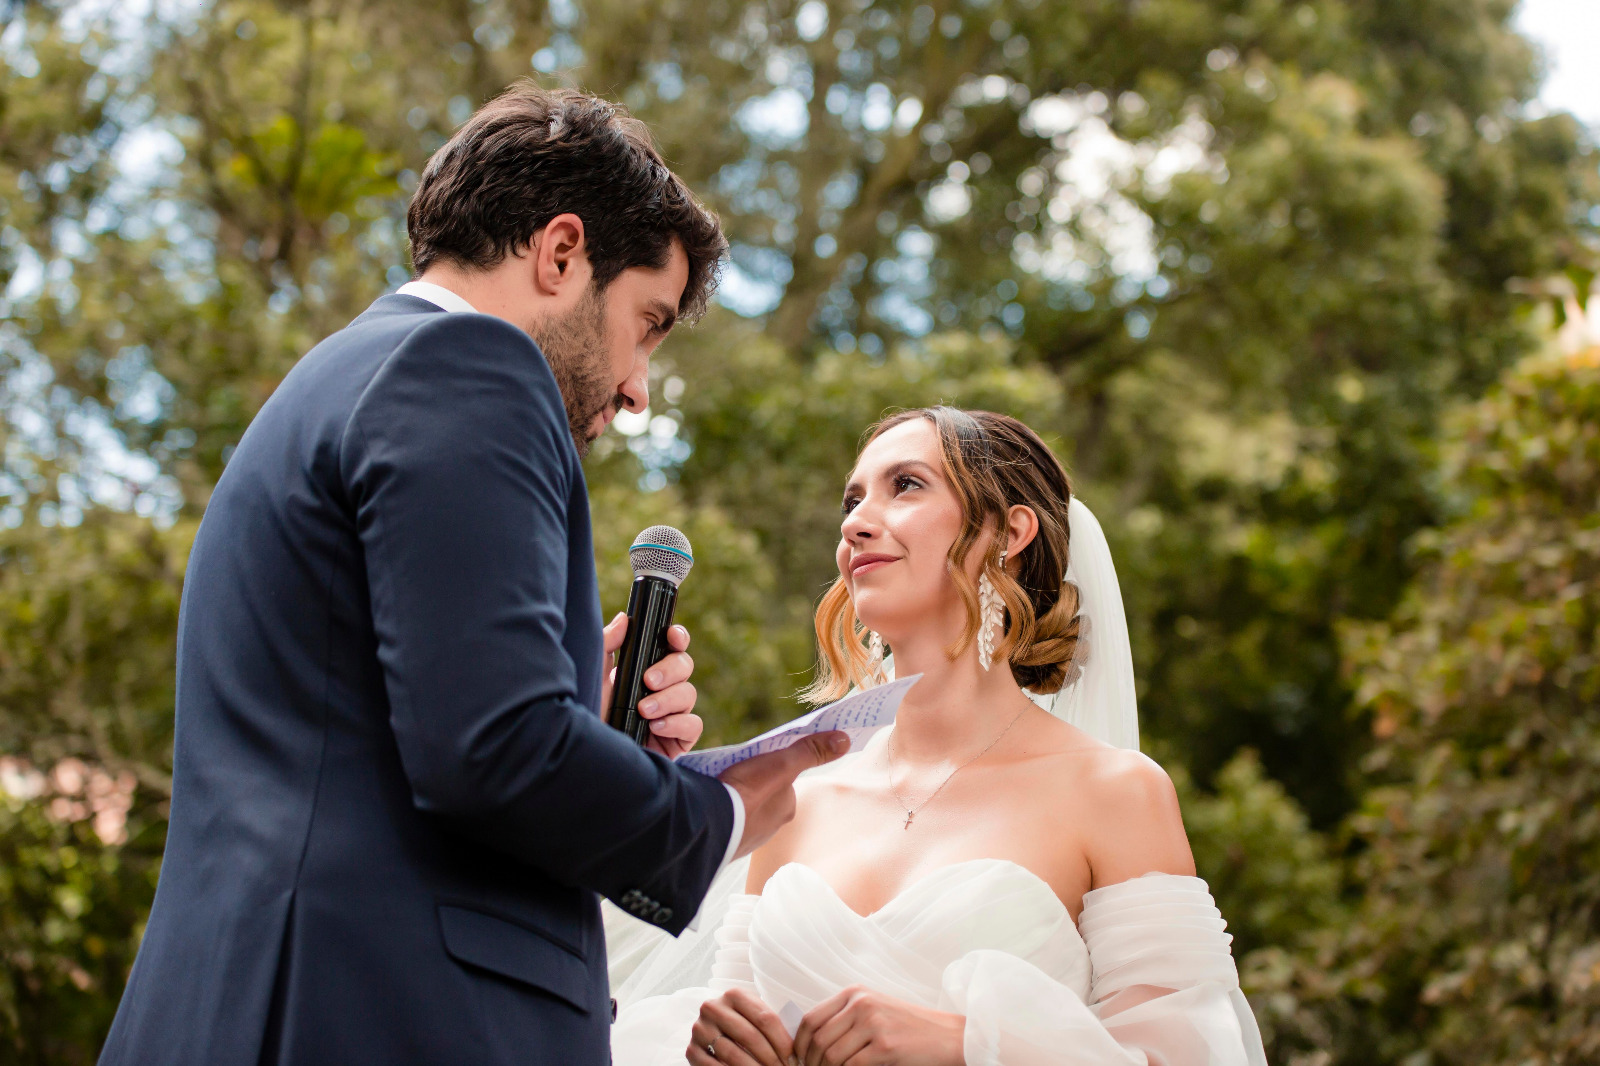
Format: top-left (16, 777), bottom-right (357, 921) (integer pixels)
top-left (395, 280), bottom-right (479, 315)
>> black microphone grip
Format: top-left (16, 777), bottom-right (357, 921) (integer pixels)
top-left (608, 574), bottom-right (679, 747)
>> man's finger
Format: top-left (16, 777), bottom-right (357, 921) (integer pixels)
top-left (603, 612), bottom-right (628, 653)
top-left (665, 623), bottom-right (691, 651)
top-left (789, 730), bottom-right (850, 772)
top-left (723, 731), bottom-right (850, 789)
top-left (648, 710), bottom-right (702, 740)
top-left (643, 651), bottom-right (693, 693)
top-left (639, 681), bottom-right (697, 719)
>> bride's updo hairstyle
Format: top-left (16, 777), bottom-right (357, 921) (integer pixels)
top-left (805, 406), bottom-right (1083, 703)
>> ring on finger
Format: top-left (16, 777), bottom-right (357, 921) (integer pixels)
top-left (705, 1036), bottom-right (720, 1059)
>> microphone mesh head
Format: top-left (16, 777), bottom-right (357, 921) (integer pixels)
top-left (629, 525), bottom-right (694, 586)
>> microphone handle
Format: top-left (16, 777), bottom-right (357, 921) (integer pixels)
top-left (608, 574), bottom-right (679, 747)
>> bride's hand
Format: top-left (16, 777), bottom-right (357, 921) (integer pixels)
top-left (794, 987), bottom-right (965, 1066)
top-left (687, 988), bottom-right (794, 1066)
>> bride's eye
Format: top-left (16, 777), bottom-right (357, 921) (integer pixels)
top-left (840, 495), bottom-right (860, 515)
top-left (894, 475), bottom-right (923, 494)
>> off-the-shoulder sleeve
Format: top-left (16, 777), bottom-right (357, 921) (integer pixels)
top-left (941, 874), bottom-right (1267, 1066)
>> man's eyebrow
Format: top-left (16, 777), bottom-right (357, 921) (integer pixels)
top-left (647, 299), bottom-right (677, 334)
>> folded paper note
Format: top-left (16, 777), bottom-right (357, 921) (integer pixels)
top-left (676, 675), bottom-right (922, 778)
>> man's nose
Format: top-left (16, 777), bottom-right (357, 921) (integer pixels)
top-left (619, 366), bottom-right (649, 413)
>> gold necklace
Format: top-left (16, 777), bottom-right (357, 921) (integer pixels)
top-left (886, 704), bottom-right (1029, 829)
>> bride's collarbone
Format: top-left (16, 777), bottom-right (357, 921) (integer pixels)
top-left (763, 731), bottom-right (1152, 915)
top-left (788, 848), bottom-right (1090, 923)
top-left (782, 789), bottom-right (1094, 920)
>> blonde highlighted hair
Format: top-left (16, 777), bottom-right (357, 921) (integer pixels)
top-left (803, 407), bottom-right (1083, 703)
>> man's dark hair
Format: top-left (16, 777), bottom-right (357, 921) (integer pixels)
top-left (406, 82), bottom-right (726, 321)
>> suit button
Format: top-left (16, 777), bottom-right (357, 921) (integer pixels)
top-left (655, 908), bottom-right (673, 926)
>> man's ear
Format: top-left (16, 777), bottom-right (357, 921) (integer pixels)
top-left (530, 213), bottom-right (589, 295)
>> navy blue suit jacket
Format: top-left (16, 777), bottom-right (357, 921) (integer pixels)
top-left (100, 295), bottom-right (734, 1065)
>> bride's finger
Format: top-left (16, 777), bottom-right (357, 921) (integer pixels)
top-left (818, 1025), bottom-right (871, 1066)
top-left (701, 999), bottom-right (787, 1066)
top-left (803, 999), bottom-right (868, 1066)
top-left (687, 1020), bottom-right (761, 1066)
top-left (793, 989), bottom-right (851, 1066)
top-left (721, 988), bottom-right (795, 1061)
top-left (690, 1038), bottom-right (762, 1066)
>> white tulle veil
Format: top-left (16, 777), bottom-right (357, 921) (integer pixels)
top-left (1027, 497), bottom-right (1139, 751)
top-left (605, 497), bottom-right (1142, 1004)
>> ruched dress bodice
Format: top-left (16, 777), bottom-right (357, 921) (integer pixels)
top-left (609, 859), bottom-right (1266, 1066)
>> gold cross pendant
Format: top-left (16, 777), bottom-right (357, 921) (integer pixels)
top-left (903, 811), bottom-right (915, 830)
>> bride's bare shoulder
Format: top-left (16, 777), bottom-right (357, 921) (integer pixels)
top-left (1029, 721), bottom-right (1196, 882)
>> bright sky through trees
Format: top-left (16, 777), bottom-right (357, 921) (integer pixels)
top-left (1518, 0), bottom-right (1600, 125)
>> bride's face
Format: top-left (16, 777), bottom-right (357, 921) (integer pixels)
top-left (837, 419), bottom-right (978, 639)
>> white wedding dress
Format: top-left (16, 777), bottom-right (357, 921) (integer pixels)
top-left (607, 500), bottom-right (1268, 1065)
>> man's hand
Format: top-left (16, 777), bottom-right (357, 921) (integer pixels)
top-left (600, 612), bottom-right (703, 759)
top-left (719, 731), bottom-right (850, 859)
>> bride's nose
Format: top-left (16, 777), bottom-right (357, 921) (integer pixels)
top-left (841, 503), bottom-right (880, 542)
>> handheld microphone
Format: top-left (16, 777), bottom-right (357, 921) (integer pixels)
top-left (609, 525), bottom-right (694, 747)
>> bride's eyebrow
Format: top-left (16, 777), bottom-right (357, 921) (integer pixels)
top-left (883, 459), bottom-right (938, 482)
top-left (842, 458), bottom-right (940, 499)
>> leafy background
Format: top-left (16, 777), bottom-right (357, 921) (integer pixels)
top-left (2, 0), bottom-right (1598, 1061)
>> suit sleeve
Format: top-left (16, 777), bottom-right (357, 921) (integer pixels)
top-left (342, 312), bottom-right (731, 933)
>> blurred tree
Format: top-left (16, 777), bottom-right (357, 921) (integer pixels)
top-left (8, 0), bottom-right (1596, 819)
top-left (1253, 342), bottom-right (1600, 1065)
top-left (1172, 747), bottom-right (1343, 963)
top-left (0, 758), bottom-right (161, 1065)
top-left (3, 0), bottom-right (1599, 1053)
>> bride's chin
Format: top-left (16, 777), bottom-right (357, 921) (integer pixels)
top-left (854, 600), bottom-right (913, 644)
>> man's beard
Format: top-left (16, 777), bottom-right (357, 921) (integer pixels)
top-left (528, 287), bottom-right (623, 458)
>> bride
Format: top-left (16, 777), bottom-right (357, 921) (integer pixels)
top-left (606, 407), bottom-right (1267, 1066)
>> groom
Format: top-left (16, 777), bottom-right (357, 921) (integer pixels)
top-left (99, 84), bottom-right (844, 1065)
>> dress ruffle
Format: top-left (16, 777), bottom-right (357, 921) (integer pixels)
top-left (609, 864), bottom-right (1267, 1066)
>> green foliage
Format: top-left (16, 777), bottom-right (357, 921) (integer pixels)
top-left (0, 513), bottom-right (192, 787)
top-left (0, 779), bottom-right (162, 1066)
top-left (2, 0), bottom-right (1598, 1055)
top-left (1259, 348), bottom-right (1600, 1065)
top-left (1175, 749), bottom-right (1344, 962)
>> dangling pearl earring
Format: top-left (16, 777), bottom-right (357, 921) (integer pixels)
top-left (866, 630), bottom-right (887, 686)
top-left (977, 550), bottom-right (1006, 671)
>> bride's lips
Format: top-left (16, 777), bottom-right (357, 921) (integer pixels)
top-left (849, 553), bottom-right (899, 577)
